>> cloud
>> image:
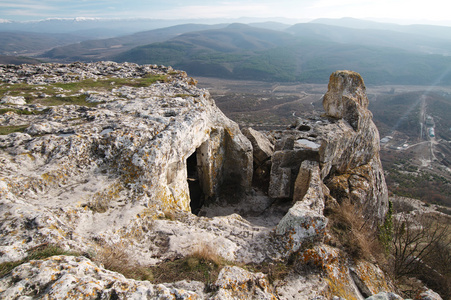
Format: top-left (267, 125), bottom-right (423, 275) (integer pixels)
top-left (133, 2), bottom-right (272, 19)
top-left (0, 0), bottom-right (449, 23)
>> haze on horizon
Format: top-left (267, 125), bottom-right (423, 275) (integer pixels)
top-left (1, 0), bottom-right (450, 27)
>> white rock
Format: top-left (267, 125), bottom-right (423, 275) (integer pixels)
top-left (211, 266), bottom-right (275, 300)
top-left (0, 255), bottom-right (200, 299)
top-left (0, 96), bottom-right (27, 105)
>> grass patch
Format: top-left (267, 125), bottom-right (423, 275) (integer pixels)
top-left (93, 241), bottom-right (227, 284)
top-left (51, 75), bottom-right (168, 92)
top-left (0, 125), bottom-right (28, 135)
top-left (174, 94), bottom-right (191, 98)
top-left (94, 240), bottom-right (290, 287)
top-left (246, 260), bottom-right (291, 284)
top-left (0, 108), bottom-right (48, 115)
top-left (0, 243), bottom-right (81, 277)
top-left (150, 244), bottom-right (226, 285)
top-left (0, 74), bottom-right (168, 106)
top-left (0, 83), bottom-right (36, 97)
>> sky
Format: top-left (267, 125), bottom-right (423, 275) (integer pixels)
top-left (1, 0), bottom-right (450, 26)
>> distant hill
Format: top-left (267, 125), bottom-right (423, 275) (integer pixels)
top-left (40, 24), bottom-right (228, 63)
top-left (0, 17), bottom-right (296, 37)
top-left (0, 18), bottom-right (193, 37)
top-left (0, 55), bottom-right (43, 65)
top-left (0, 32), bottom-right (86, 56)
top-left (112, 23), bottom-right (451, 85)
top-left (3, 18), bottom-right (451, 85)
top-left (113, 23), bottom-right (298, 81)
top-left (287, 23), bottom-right (451, 55)
top-left (311, 17), bottom-right (451, 41)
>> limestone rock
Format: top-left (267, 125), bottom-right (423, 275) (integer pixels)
top-left (267, 70), bottom-right (388, 220)
top-left (0, 96), bottom-right (27, 105)
top-left (211, 266), bottom-right (276, 300)
top-left (320, 71), bottom-right (388, 220)
top-left (275, 161), bottom-right (328, 253)
top-left (0, 65), bottom-right (404, 299)
top-left (275, 272), bottom-right (328, 300)
top-left (268, 143), bottom-right (319, 199)
top-left (414, 289), bottom-right (443, 300)
top-left (242, 127), bottom-right (274, 165)
top-left (351, 260), bottom-right (395, 298)
top-left (299, 245), bottom-right (364, 298)
top-left (365, 292), bottom-right (404, 300)
top-left (0, 62), bottom-right (254, 264)
top-left (0, 255), bottom-right (202, 299)
top-left (323, 70), bottom-right (369, 131)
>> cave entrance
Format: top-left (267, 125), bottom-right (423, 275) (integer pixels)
top-left (187, 150), bottom-right (205, 215)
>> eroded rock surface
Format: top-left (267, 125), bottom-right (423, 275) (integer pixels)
top-left (0, 62), bottom-right (254, 263)
top-left (0, 64), bottom-right (405, 299)
top-left (0, 255), bottom-right (203, 299)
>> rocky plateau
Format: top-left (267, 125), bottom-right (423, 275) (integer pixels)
top-left (0, 62), bottom-right (442, 299)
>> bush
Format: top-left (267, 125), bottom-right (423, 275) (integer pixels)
top-left (379, 201), bottom-right (394, 254)
top-left (391, 212), bottom-right (451, 298)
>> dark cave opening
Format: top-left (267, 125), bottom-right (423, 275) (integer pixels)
top-left (187, 150), bottom-right (204, 215)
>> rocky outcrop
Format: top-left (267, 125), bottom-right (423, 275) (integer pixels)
top-left (0, 62), bottom-right (253, 262)
top-left (266, 70), bottom-right (388, 221)
top-left (275, 160), bottom-right (328, 254)
top-left (321, 71), bottom-right (388, 220)
top-left (0, 255), bottom-right (204, 299)
top-left (0, 64), bottom-right (400, 299)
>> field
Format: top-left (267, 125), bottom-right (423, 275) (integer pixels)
top-left (197, 77), bottom-right (451, 207)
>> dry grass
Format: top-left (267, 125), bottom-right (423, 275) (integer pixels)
top-left (93, 241), bottom-right (153, 281)
top-left (246, 260), bottom-right (291, 284)
top-left (150, 242), bottom-right (225, 285)
top-left (327, 201), bottom-right (384, 262)
top-left (191, 242), bottom-right (225, 266)
top-left (94, 241), bottom-right (226, 286)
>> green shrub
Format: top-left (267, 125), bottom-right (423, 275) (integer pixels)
top-left (378, 200), bottom-right (394, 254)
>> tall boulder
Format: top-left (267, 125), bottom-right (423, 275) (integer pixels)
top-left (320, 70), bottom-right (388, 220)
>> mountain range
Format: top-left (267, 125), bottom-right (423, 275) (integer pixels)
top-left (1, 17), bottom-right (451, 85)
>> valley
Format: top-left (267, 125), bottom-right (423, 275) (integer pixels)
top-left (197, 77), bottom-right (451, 207)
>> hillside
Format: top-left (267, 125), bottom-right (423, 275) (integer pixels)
top-left (0, 31), bottom-right (86, 56)
top-left (286, 23), bottom-right (451, 55)
top-left (2, 19), bottom-right (450, 86)
top-left (110, 23), bottom-right (451, 85)
top-left (312, 17), bottom-right (451, 41)
top-left (40, 23), bottom-right (228, 63)
top-left (369, 90), bottom-right (451, 206)
top-left (0, 55), bottom-right (42, 65)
